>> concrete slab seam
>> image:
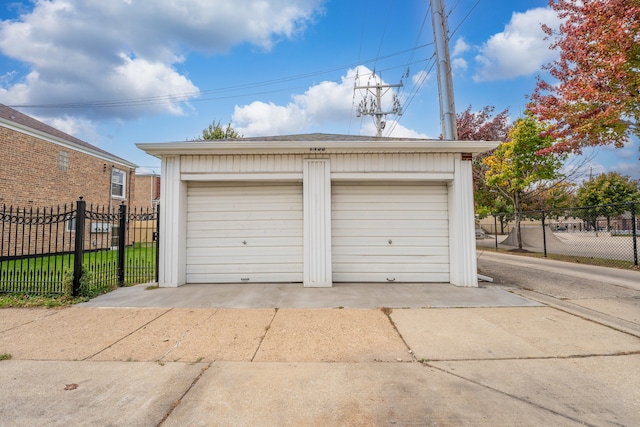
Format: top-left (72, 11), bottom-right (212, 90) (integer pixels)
top-left (380, 307), bottom-right (416, 362)
top-left (82, 308), bottom-right (174, 361)
top-left (425, 362), bottom-right (601, 427)
top-left (157, 363), bottom-right (211, 426)
top-left (0, 309), bottom-right (60, 333)
top-left (422, 350), bottom-right (640, 363)
top-left (250, 308), bottom-right (278, 362)
top-left (514, 290), bottom-right (640, 339)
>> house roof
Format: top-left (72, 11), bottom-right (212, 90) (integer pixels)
top-left (0, 104), bottom-right (136, 168)
top-left (138, 133), bottom-right (500, 157)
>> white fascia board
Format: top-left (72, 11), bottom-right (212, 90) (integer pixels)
top-left (1, 119), bottom-right (137, 169)
top-left (136, 140), bottom-right (499, 158)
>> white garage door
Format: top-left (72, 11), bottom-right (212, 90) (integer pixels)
top-left (186, 182), bottom-right (303, 283)
top-left (332, 182), bottom-right (449, 282)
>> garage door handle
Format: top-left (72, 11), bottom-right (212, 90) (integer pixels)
top-left (387, 277), bottom-right (396, 282)
top-left (242, 241), bottom-right (247, 245)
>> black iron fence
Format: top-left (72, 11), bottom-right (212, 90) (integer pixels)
top-left (1, 198), bottom-right (159, 296)
top-left (479, 201), bottom-right (638, 268)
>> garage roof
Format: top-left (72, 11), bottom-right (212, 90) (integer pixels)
top-left (137, 133), bottom-right (499, 157)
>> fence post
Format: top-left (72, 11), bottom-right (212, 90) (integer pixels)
top-left (493, 214), bottom-right (498, 251)
top-left (73, 197), bottom-right (86, 296)
top-left (117, 202), bottom-right (126, 286)
top-left (632, 202), bottom-right (638, 267)
top-left (541, 210), bottom-right (547, 258)
top-left (155, 205), bottom-right (160, 283)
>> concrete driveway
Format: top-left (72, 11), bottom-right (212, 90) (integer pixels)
top-left (0, 253), bottom-right (639, 426)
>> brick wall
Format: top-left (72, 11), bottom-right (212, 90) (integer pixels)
top-left (131, 175), bottom-right (160, 212)
top-left (0, 127), bottom-right (136, 210)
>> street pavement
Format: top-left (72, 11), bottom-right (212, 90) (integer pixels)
top-left (0, 252), bottom-right (639, 426)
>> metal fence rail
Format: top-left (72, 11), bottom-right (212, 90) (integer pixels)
top-left (481, 201), bottom-right (639, 268)
top-left (1, 198), bottom-right (159, 296)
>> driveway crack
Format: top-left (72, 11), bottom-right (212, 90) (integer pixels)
top-left (83, 308), bottom-right (174, 361)
top-left (426, 362), bottom-right (601, 427)
top-left (250, 308), bottom-right (278, 362)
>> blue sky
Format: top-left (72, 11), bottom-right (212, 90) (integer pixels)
top-left (1, 0), bottom-right (638, 179)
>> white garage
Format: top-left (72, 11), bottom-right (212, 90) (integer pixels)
top-left (331, 182), bottom-right (449, 283)
top-left (186, 182), bottom-right (303, 283)
top-left (137, 134), bottom-right (498, 288)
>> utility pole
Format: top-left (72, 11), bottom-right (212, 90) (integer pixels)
top-left (355, 73), bottom-right (403, 137)
top-left (431, 0), bottom-right (458, 140)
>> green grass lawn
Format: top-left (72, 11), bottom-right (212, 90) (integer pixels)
top-left (1, 244), bottom-right (157, 295)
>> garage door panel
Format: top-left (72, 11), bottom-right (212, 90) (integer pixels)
top-left (189, 220), bottom-right (302, 233)
top-left (189, 202), bottom-right (301, 212)
top-left (188, 254), bottom-right (303, 265)
top-left (187, 263), bottom-right (302, 274)
top-left (332, 246), bottom-right (447, 256)
top-left (333, 212), bottom-right (447, 222)
top-left (333, 255), bottom-right (450, 264)
top-left (188, 211), bottom-right (302, 221)
top-left (332, 263), bottom-right (449, 274)
top-left (332, 182), bottom-right (449, 283)
top-left (332, 200), bottom-right (447, 210)
top-left (188, 238), bottom-right (304, 248)
top-left (187, 227), bottom-right (303, 239)
top-left (187, 273), bottom-right (302, 283)
top-left (335, 272), bottom-right (450, 282)
top-left (187, 182), bottom-right (303, 283)
top-left (332, 227), bottom-right (448, 238)
top-left (332, 236), bottom-right (450, 247)
top-left (331, 185), bottom-right (447, 194)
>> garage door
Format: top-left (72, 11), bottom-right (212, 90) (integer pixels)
top-left (186, 182), bottom-right (303, 283)
top-left (332, 182), bottom-right (449, 282)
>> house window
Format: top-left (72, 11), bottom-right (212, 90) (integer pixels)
top-left (111, 168), bottom-right (126, 198)
top-left (58, 151), bottom-right (69, 171)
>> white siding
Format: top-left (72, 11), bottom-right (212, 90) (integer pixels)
top-left (186, 182), bottom-right (303, 283)
top-left (180, 153), bottom-right (455, 174)
top-left (332, 182), bottom-right (449, 282)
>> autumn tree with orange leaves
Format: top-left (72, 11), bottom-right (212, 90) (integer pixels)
top-left (530, 0), bottom-right (640, 157)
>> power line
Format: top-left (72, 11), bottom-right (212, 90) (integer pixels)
top-left (8, 43), bottom-right (434, 110)
top-left (450, 0), bottom-right (482, 37)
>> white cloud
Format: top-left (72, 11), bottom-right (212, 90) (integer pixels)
top-left (374, 120), bottom-right (430, 139)
top-left (233, 66), bottom-right (412, 137)
top-left (412, 70), bottom-right (431, 87)
top-left (452, 37), bottom-right (470, 57)
top-left (473, 7), bottom-right (561, 82)
top-left (0, 0), bottom-right (324, 120)
top-left (46, 116), bottom-right (99, 142)
top-left (452, 57), bottom-right (468, 71)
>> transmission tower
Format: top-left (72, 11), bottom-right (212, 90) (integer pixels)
top-left (354, 72), bottom-right (403, 137)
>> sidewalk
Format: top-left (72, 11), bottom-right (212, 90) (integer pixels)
top-left (1, 259), bottom-right (639, 426)
top-left (477, 248), bottom-right (640, 291)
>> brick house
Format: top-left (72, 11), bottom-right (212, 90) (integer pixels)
top-left (131, 173), bottom-right (161, 212)
top-left (0, 104), bottom-right (137, 210)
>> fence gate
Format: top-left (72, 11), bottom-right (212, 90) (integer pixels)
top-left (1, 198), bottom-right (159, 297)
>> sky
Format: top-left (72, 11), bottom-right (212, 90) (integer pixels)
top-left (0, 0), bottom-right (638, 180)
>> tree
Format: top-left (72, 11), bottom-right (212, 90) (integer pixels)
top-left (457, 105), bottom-right (511, 142)
top-left (483, 113), bottom-right (567, 249)
top-left (575, 172), bottom-right (640, 231)
top-left (197, 120), bottom-right (242, 140)
top-left (455, 106), bottom-right (513, 216)
top-left (520, 182), bottom-right (575, 212)
top-left (529, 0), bottom-right (640, 156)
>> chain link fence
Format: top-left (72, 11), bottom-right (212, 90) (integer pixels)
top-left (478, 201), bottom-right (639, 269)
